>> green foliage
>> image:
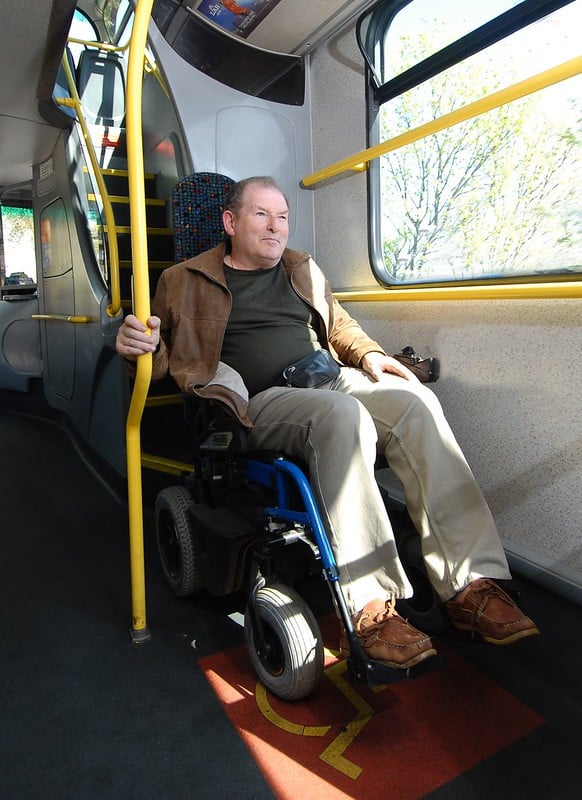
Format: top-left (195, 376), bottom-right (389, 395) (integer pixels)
top-left (1, 206), bottom-right (34, 246)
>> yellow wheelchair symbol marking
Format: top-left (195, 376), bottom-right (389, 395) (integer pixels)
top-left (255, 682), bottom-right (331, 736)
top-left (254, 649), bottom-right (379, 780)
top-left (318, 658), bottom-right (375, 779)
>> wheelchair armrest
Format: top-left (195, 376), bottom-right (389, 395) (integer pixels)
top-left (182, 394), bottom-right (249, 454)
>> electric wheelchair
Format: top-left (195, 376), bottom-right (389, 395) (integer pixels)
top-left (152, 172), bottom-right (445, 701)
top-left (155, 394), bottom-right (445, 701)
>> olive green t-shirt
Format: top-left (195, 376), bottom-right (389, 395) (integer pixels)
top-left (221, 262), bottom-right (321, 396)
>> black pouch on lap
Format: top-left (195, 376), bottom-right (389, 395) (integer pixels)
top-left (282, 349), bottom-right (341, 388)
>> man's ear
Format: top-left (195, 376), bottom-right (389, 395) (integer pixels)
top-left (223, 209), bottom-right (235, 236)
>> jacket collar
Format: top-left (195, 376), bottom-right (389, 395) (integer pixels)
top-left (182, 242), bottom-right (310, 285)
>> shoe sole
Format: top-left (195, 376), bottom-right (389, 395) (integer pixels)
top-left (339, 645), bottom-right (438, 669)
top-left (451, 622), bottom-right (540, 645)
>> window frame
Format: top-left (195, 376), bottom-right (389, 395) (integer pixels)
top-left (359, 0), bottom-right (581, 293)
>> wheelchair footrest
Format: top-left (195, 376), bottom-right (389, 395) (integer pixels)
top-left (347, 652), bottom-right (443, 686)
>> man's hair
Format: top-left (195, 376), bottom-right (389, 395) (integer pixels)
top-left (224, 176), bottom-right (289, 215)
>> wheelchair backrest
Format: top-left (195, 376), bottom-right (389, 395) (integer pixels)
top-left (171, 171), bottom-right (235, 262)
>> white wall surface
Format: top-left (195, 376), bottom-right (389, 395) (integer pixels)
top-left (148, 23), bottom-right (316, 255)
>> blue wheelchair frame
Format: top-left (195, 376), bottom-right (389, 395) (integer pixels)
top-left (241, 454), bottom-right (439, 687)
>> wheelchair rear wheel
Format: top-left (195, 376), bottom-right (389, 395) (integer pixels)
top-left (245, 583), bottom-right (324, 702)
top-left (155, 485), bottom-right (203, 597)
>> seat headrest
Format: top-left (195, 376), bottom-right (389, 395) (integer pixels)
top-left (171, 172), bottom-right (235, 262)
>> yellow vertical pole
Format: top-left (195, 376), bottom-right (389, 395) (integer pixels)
top-left (125, 0), bottom-right (155, 642)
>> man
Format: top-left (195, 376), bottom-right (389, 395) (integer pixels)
top-left (116, 176), bottom-right (539, 669)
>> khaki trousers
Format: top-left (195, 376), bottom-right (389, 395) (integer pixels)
top-left (247, 368), bottom-right (510, 615)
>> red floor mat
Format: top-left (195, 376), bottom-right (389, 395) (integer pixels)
top-left (199, 618), bottom-right (544, 800)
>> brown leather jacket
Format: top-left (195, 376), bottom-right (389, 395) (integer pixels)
top-left (151, 243), bottom-right (385, 426)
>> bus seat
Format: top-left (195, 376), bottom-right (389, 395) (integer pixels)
top-left (171, 172), bottom-right (234, 262)
top-left (76, 49), bottom-right (125, 127)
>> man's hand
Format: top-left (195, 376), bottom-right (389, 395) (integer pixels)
top-left (115, 314), bottom-right (161, 360)
top-left (360, 351), bottom-right (418, 382)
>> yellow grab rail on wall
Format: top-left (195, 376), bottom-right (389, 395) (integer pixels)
top-left (301, 56), bottom-right (582, 188)
top-left (31, 314), bottom-right (93, 322)
top-left (124, 0), bottom-right (155, 643)
top-left (334, 280), bottom-right (582, 303)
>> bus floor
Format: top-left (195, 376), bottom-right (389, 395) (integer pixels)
top-left (1, 404), bottom-right (581, 800)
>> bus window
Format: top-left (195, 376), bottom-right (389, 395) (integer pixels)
top-left (360, 0), bottom-right (582, 286)
top-left (0, 205), bottom-right (36, 290)
top-left (68, 8), bottom-right (99, 64)
top-left (103, 0), bottom-right (134, 46)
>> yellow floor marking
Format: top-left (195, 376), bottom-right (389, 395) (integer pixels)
top-left (318, 659), bottom-right (375, 779)
top-left (254, 648), bottom-right (380, 780)
top-left (255, 683), bottom-right (330, 736)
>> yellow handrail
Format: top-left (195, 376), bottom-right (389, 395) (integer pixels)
top-left (124, 0), bottom-right (155, 642)
top-left (301, 56), bottom-right (582, 187)
top-left (67, 36), bottom-right (128, 53)
top-left (31, 314), bottom-right (93, 322)
top-left (68, 34), bottom-right (168, 96)
top-left (334, 280), bottom-right (582, 303)
top-left (55, 54), bottom-right (122, 318)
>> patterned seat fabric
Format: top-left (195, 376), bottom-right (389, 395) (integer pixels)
top-left (171, 172), bottom-right (235, 262)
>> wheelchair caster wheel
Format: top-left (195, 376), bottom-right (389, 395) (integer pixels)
top-left (155, 485), bottom-right (203, 597)
top-left (245, 583), bottom-right (324, 702)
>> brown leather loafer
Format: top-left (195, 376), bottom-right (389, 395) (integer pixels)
top-left (340, 598), bottom-right (437, 669)
top-left (446, 578), bottom-right (540, 645)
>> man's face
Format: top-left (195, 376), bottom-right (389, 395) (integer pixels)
top-left (223, 183), bottom-right (289, 269)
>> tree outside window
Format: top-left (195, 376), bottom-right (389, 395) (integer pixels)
top-left (0, 206), bottom-right (36, 286)
top-left (378, 9), bottom-right (582, 284)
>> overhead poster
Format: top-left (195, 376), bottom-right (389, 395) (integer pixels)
top-left (193, 1), bottom-right (284, 39)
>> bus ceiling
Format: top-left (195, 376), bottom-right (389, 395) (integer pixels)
top-left (0, 0), bottom-right (378, 195)
top-left (152, 0), bottom-right (380, 57)
top-left (0, 0), bottom-right (76, 195)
